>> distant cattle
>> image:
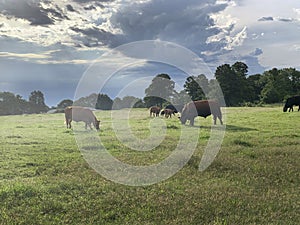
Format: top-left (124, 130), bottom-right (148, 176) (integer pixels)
top-left (283, 96), bottom-right (300, 112)
top-left (161, 108), bottom-right (175, 118)
top-left (64, 106), bottom-right (100, 131)
top-left (165, 104), bottom-right (184, 113)
top-left (179, 100), bottom-right (223, 126)
top-left (149, 106), bottom-right (161, 117)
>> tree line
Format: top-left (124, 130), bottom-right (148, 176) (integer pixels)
top-left (0, 91), bottom-right (49, 115)
top-left (1, 61), bottom-right (300, 115)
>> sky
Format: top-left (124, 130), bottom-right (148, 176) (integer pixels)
top-left (0, 0), bottom-right (300, 106)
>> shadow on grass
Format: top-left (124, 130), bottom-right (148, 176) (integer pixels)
top-left (184, 124), bottom-right (257, 132)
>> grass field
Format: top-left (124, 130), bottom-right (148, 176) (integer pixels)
top-left (0, 107), bottom-right (299, 224)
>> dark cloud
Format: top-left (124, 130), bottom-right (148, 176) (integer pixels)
top-left (258, 16), bottom-right (274, 21)
top-left (110, 0), bottom-right (227, 54)
top-left (70, 26), bottom-right (120, 47)
top-left (66, 4), bottom-right (76, 12)
top-left (72, 0), bottom-right (112, 4)
top-left (277, 18), bottom-right (294, 22)
top-left (0, 0), bottom-right (68, 25)
top-left (258, 16), bottom-right (294, 23)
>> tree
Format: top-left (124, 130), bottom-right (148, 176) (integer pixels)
top-left (96, 93), bottom-right (113, 110)
top-left (0, 92), bottom-right (27, 115)
top-left (144, 74), bottom-right (175, 107)
top-left (260, 68), bottom-right (292, 103)
top-left (215, 62), bottom-right (249, 106)
top-left (207, 79), bottom-right (225, 105)
top-left (74, 93), bottom-right (98, 108)
top-left (57, 99), bottom-right (73, 109)
top-left (28, 90), bottom-right (48, 113)
top-left (184, 74), bottom-right (209, 101)
top-left (246, 74), bottom-right (263, 103)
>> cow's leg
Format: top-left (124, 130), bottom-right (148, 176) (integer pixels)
top-left (213, 115), bottom-right (217, 125)
top-left (67, 119), bottom-right (72, 129)
top-left (218, 116), bottom-right (223, 125)
top-left (190, 118), bottom-right (195, 126)
top-left (298, 106), bottom-right (300, 111)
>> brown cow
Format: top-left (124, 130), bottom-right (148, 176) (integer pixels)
top-left (161, 108), bottom-right (175, 118)
top-left (64, 106), bottom-right (100, 131)
top-left (179, 100), bottom-right (223, 126)
top-left (149, 106), bottom-right (161, 117)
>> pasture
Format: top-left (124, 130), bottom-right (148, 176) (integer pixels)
top-left (0, 107), bottom-right (299, 224)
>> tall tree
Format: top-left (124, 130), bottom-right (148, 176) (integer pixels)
top-left (260, 68), bottom-right (292, 103)
top-left (96, 93), bottom-right (113, 110)
top-left (144, 74), bottom-right (175, 107)
top-left (215, 62), bottom-right (249, 106)
top-left (246, 74), bottom-right (264, 103)
top-left (28, 90), bottom-right (48, 113)
top-left (184, 74), bottom-right (209, 101)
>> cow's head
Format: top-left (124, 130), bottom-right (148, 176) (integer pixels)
top-left (95, 119), bottom-right (100, 131)
top-left (178, 107), bottom-right (188, 124)
top-left (283, 99), bottom-right (292, 112)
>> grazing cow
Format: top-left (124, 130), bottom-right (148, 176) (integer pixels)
top-left (283, 96), bottom-right (300, 112)
top-left (179, 100), bottom-right (223, 126)
top-left (165, 104), bottom-right (184, 113)
top-left (64, 106), bottom-right (100, 131)
top-left (161, 108), bottom-right (175, 118)
top-left (150, 106), bottom-right (161, 117)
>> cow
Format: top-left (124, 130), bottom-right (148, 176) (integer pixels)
top-left (64, 106), bottom-right (100, 131)
top-left (283, 96), bottom-right (300, 112)
top-left (165, 104), bottom-right (184, 113)
top-left (149, 106), bottom-right (161, 117)
top-left (179, 100), bottom-right (223, 126)
top-left (160, 108), bottom-right (175, 118)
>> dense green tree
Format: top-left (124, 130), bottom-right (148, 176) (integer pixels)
top-left (184, 74), bottom-right (209, 101)
top-left (207, 79), bottom-right (225, 105)
top-left (281, 68), bottom-right (300, 96)
top-left (112, 96), bottom-right (143, 109)
top-left (57, 99), bottom-right (73, 109)
top-left (215, 62), bottom-right (249, 106)
top-left (144, 74), bottom-right (175, 107)
top-left (260, 68), bottom-right (291, 103)
top-left (28, 90), bottom-right (49, 113)
top-left (73, 93), bottom-right (98, 108)
top-left (172, 90), bottom-right (191, 105)
top-left (96, 93), bottom-right (113, 110)
top-left (246, 74), bottom-right (264, 103)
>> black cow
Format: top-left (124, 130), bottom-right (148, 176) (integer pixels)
top-left (179, 100), bottom-right (223, 126)
top-left (283, 96), bottom-right (300, 112)
top-left (165, 104), bottom-right (184, 113)
top-left (160, 108), bottom-right (175, 118)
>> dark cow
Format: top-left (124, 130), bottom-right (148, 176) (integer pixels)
top-left (179, 100), bottom-right (223, 126)
top-left (283, 96), bottom-right (300, 112)
top-left (165, 104), bottom-right (184, 113)
top-left (64, 106), bottom-right (100, 131)
top-left (150, 106), bottom-right (161, 117)
top-left (160, 108), bottom-right (175, 118)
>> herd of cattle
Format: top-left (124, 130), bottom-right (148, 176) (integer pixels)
top-left (64, 96), bottom-right (300, 131)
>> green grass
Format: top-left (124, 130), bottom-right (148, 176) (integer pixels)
top-left (0, 107), bottom-right (299, 224)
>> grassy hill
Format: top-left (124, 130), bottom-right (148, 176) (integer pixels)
top-left (0, 107), bottom-right (299, 224)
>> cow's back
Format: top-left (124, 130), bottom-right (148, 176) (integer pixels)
top-left (193, 100), bottom-right (212, 118)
